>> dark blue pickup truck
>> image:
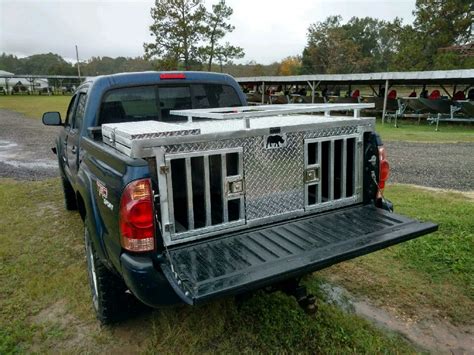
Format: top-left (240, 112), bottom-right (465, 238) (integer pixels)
top-left (43, 71), bottom-right (437, 324)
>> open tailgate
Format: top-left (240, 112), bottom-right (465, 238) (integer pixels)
top-left (160, 205), bottom-right (437, 304)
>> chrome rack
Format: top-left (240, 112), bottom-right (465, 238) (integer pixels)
top-left (171, 103), bottom-right (375, 129)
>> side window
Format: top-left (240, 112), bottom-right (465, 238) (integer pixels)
top-left (74, 94), bottom-right (87, 130)
top-left (65, 95), bottom-right (78, 127)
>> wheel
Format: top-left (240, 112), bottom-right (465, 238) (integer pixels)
top-left (84, 226), bottom-right (132, 324)
top-left (61, 176), bottom-right (77, 210)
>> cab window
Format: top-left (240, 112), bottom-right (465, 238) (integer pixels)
top-left (100, 86), bottom-right (159, 124)
top-left (98, 83), bottom-right (242, 125)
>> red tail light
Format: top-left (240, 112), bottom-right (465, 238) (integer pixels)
top-left (119, 179), bottom-right (155, 252)
top-left (159, 73), bottom-right (186, 80)
top-left (378, 146), bottom-right (390, 190)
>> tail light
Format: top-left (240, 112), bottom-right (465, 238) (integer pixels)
top-left (378, 146), bottom-right (390, 190)
top-left (119, 179), bottom-right (155, 252)
top-left (160, 73), bottom-right (186, 80)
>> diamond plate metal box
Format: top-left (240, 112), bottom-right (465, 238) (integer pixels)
top-left (163, 125), bottom-right (361, 224)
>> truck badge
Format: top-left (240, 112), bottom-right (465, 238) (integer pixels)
top-left (96, 180), bottom-right (108, 199)
top-left (97, 180), bottom-right (114, 211)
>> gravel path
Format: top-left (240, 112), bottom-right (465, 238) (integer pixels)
top-left (0, 108), bottom-right (473, 190)
top-left (385, 141), bottom-right (474, 191)
top-left (0, 109), bottom-right (60, 180)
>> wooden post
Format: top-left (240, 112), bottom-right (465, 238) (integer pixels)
top-left (261, 81), bottom-right (265, 104)
top-left (382, 79), bottom-right (389, 125)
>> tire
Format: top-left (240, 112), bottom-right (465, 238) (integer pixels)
top-left (61, 176), bottom-right (77, 210)
top-left (84, 227), bottom-right (132, 325)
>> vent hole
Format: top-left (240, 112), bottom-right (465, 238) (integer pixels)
top-left (228, 199), bottom-right (241, 222)
top-left (346, 138), bottom-right (355, 197)
top-left (226, 152), bottom-right (239, 176)
top-left (171, 158), bottom-right (188, 231)
top-left (191, 156), bottom-right (206, 229)
top-left (307, 142), bottom-right (317, 165)
top-left (209, 154), bottom-right (223, 225)
top-left (308, 184), bottom-right (317, 205)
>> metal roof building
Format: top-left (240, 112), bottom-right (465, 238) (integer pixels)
top-left (236, 69), bottom-right (474, 122)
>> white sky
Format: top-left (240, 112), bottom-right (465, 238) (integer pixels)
top-left (0, 0), bottom-right (416, 64)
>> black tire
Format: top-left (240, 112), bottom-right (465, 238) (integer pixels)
top-left (61, 176), bottom-right (77, 210)
top-left (84, 227), bottom-right (132, 325)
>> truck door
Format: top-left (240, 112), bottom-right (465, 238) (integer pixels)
top-left (64, 93), bottom-right (87, 179)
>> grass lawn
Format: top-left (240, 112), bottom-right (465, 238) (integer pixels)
top-left (322, 185), bottom-right (473, 325)
top-left (375, 119), bottom-right (474, 143)
top-left (1, 179), bottom-right (472, 352)
top-left (0, 95), bottom-right (71, 120)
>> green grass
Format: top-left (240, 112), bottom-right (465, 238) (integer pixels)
top-left (323, 184), bottom-right (473, 324)
top-left (0, 178), bottom-right (418, 353)
top-left (375, 119), bottom-right (474, 143)
top-left (0, 95), bottom-right (71, 119)
top-left (1, 179), bottom-right (472, 352)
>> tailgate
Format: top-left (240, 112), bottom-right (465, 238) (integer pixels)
top-left (160, 205), bottom-right (437, 304)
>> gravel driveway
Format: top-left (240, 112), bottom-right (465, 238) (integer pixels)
top-left (1, 109), bottom-right (473, 190)
top-left (386, 141), bottom-right (474, 191)
top-left (0, 109), bottom-right (60, 180)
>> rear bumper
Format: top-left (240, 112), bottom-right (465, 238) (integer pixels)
top-left (120, 254), bottom-right (181, 307)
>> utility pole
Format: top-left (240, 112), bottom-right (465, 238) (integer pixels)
top-left (75, 45), bottom-right (82, 80)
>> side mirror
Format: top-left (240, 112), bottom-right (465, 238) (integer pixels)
top-left (42, 111), bottom-right (62, 126)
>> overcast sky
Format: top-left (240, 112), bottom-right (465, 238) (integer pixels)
top-left (0, 0), bottom-right (416, 64)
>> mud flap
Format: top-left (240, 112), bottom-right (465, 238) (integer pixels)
top-left (160, 205), bottom-right (437, 305)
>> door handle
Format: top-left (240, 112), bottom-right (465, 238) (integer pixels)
top-left (71, 146), bottom-right (77, 154)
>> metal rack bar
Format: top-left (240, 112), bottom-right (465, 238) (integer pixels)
top-left (170, 103), bottom-right (375, 121)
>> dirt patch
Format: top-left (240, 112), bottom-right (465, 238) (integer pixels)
top-left (320, 283), bottom-right (474, 354)
top-left (31, 300), bottom-right (97, 351)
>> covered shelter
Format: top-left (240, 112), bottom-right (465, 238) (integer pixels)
top-left (0, 73), bottom-right (82, 94)
top-left (236, 69), bottom-right (474, 123)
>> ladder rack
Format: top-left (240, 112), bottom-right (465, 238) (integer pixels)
top-left (171, 103), bottom-right (375, 128)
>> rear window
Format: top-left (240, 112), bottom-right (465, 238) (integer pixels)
top-left (99, 83), bottom-right (241, 125)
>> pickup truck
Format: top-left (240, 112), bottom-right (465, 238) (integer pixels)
top-left (43, 71), bottom-right (437, 324)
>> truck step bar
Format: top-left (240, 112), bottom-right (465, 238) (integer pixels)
top-left (160, 205), bottom-right (437, 304)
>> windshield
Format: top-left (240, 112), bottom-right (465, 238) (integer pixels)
top-left (99, 83), bottom-right (242, 124)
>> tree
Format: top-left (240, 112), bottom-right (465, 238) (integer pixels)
top-left (277, 56), bottom-right (302, 76)
top-left (0, 53), bottom-right (22, 73)
top-left (199, 0), bottom-right (244, 71)
top-left (81, 56), bottom-right (155, 75)
top-left (144, 0), bottom-right (207, 70)
top-left (301, 16), bottom-right (404, 74)
top-left (392, 0), bottom-right (472, 70)
top-left (213, 42), bottom-right (244, 72)
top-left (301, 16), bottom-right (368, 74)
top-left (342, 17), bottom-right (402, 72)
